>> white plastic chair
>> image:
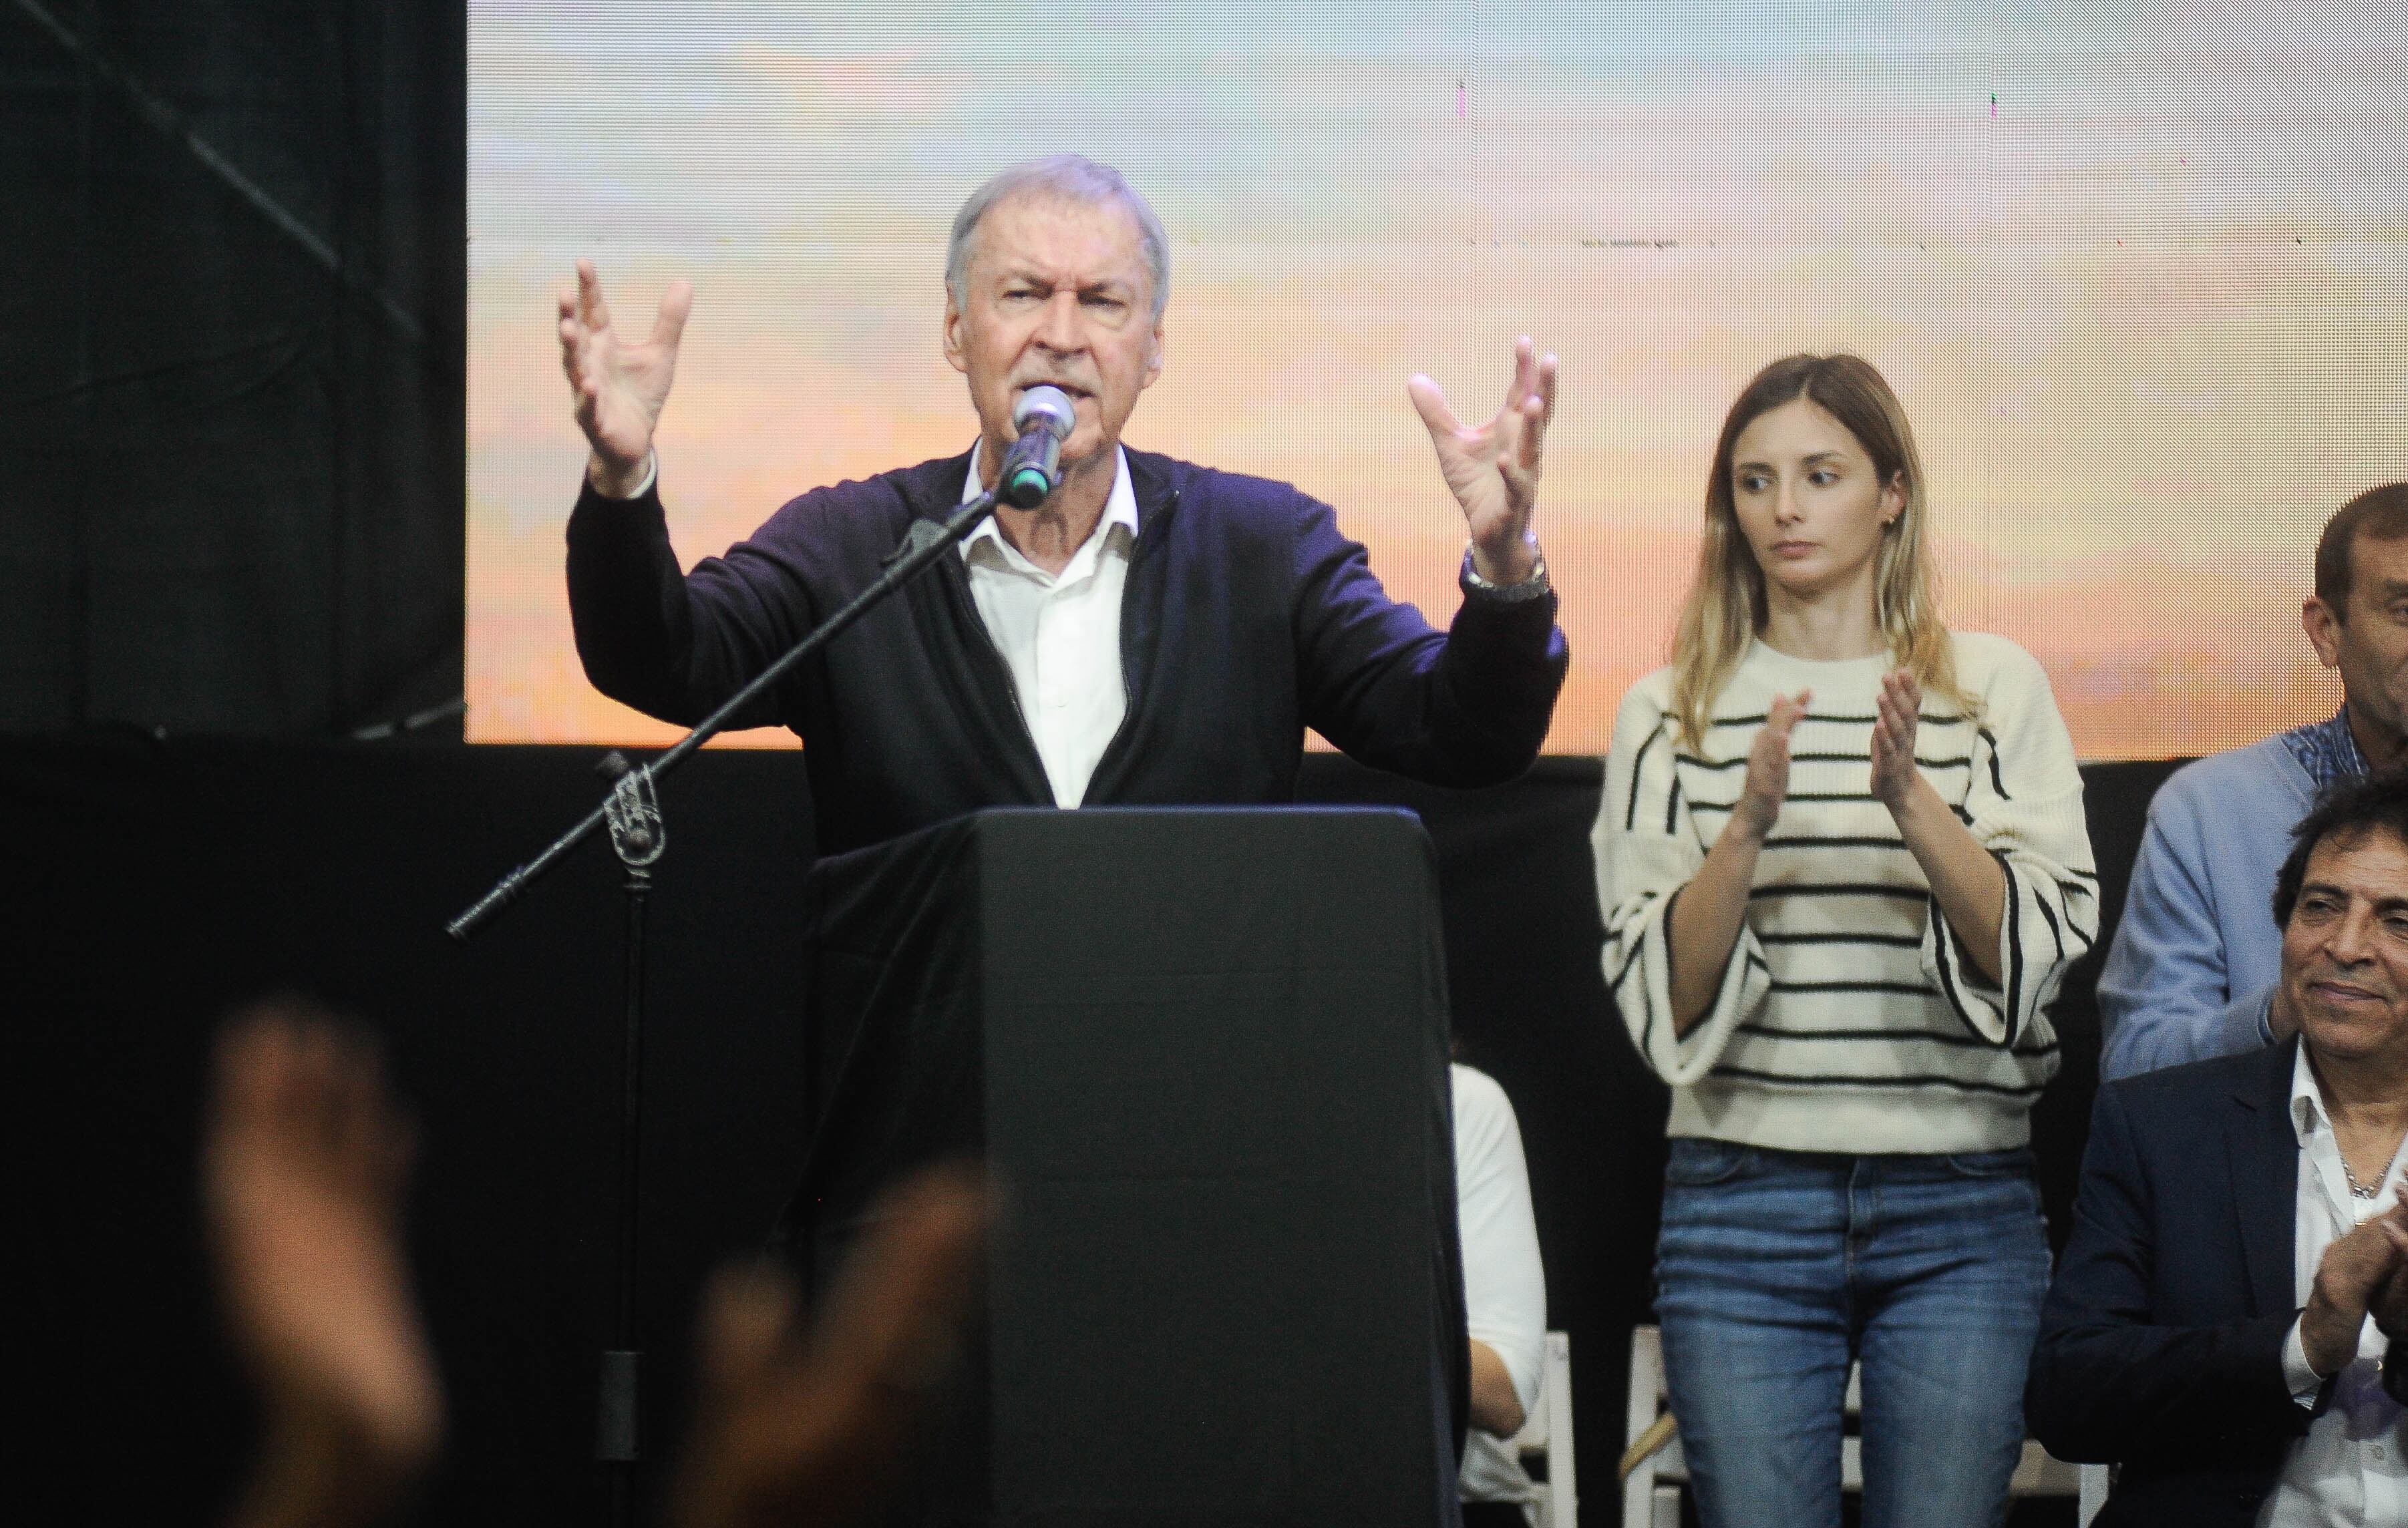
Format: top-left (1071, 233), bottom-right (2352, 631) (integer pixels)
top-left (1508, 1329), bottom-right (1579, 1527)
top-left (1618, 1324), bottom-right (2107, 1528)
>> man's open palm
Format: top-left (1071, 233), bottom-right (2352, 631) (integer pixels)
top-left (1407, 335), bottom-right (1557, 581)
top-left (558, 259), bottom-right (693, 483)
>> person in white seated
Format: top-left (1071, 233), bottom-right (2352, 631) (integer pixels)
top-left (1453, 1061), bottom-right (1549, 1528)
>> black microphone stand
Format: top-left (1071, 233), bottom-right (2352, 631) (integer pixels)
top-left (446, 484), bottom-right (1005, 1528)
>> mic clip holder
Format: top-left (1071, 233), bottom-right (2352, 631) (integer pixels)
top-left (596, 752), bottom-right (665, 868)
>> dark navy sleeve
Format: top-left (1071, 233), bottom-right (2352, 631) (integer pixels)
top-left (1288, 495), bottom-right (1567, 787)
top-left (2023, 1082), bottom-right (2305, 1465)
top-left (564, 475), bottom-right (826, 733)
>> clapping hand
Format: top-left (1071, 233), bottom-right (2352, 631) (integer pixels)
top-left (672, 1168), bottom-right (987, 1528)
top-left (1870, 669), bottom-right (1926, 811)
top-left (2374, 1215), bottom-right (2408, 1338)
top-left (205, 1002), bottom-right (442, 1528)
top-left (1408, 337), bottom-right (1558, 584)
top-left (1733, 691), bottom-right (1812, 843)
top-left (2302, 1206), bottom-right (2408, 1379)
top-left (558, 259), bottom-right (693, 498)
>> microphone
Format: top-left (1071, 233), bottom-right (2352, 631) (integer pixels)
top-left (998, 385), bottom-right (1077, 510)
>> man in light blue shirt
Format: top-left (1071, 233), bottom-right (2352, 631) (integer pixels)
top-left (2099, 482), bottom-right (2408, 1079)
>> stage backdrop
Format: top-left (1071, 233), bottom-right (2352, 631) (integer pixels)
top-left (466, 1), bottom-right (2405, 756)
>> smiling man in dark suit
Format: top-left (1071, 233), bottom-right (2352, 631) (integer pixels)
top-left (2029, 769), bottom-right (2408, 1525)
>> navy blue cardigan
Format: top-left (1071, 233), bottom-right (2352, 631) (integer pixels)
top-left (566, 446), bottom-right (1569, 855)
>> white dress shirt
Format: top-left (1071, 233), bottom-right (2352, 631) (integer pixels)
top-left (1453, 1064), bottom-right (1548, 1519)
top-left (2265, 1046), bottom-right (2408, 1526)
top-left (957, 441), bottom-right (1138, 808)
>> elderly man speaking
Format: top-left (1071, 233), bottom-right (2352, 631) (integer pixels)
top-left (2029, 769), bottom-right (2408, 1526)
top-left (556, 156), bottom-right (1566, 850)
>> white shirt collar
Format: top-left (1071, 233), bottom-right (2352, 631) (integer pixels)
top-left (2290, 1041), bottom-right (2408, 1193)
top-left (2291, 1042), bottom-right (2330, 1146)
top-left (957, 439), bottom-right (1139, 576)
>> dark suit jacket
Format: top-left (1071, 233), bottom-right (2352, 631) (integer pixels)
top-left (2026, 1038), bottom-right (2314, 1526)
top-left (565, 447), bottom-right (1568, 855)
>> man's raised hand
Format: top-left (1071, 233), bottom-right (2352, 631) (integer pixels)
top-left (558, 259), bottom-right (693, 498)
top-left (1408, 336), bottom-right (1558, 584)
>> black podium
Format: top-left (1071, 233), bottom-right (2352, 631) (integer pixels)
top-left (776, 807), bottom-right (1469, 1527)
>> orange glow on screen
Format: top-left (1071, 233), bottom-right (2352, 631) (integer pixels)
top-left (468, 5), bottom-right (2407, 759)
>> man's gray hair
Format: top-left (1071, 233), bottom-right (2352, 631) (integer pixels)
top-left (945, 155), bottom-right (1170, 321)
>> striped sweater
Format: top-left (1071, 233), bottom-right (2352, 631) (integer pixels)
top-left (1593, 634), bottom-right (2099, 1153)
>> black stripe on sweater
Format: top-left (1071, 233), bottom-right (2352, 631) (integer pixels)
top-left (1929, 908), bottom-right (2000, 1047)
top-left (2033, 884), bottom-right (2065, 964)
top-left (1706, 1064), bottom-right (2049, 1098)
top-left (1995, 849), bottom-right (2027, 1045)
top-left (2058, 879), bottom-right (2103, 936)
top-left (1608, 926), bottom-right (1650, 994)
top-left (1674, 751), bottom-right (1974, 771)
top-left (1733, 1023), bottom-right (2061, 1059)
top-left (1979, 727), bottom-right (2010, 800)
top-left (1767, 978), bottom-right (1938, 996)
top-left (1692, 794), bottom-right (1974, 824)
top-left (1762, 835), bottom-right (1913, 851)
top-left (1693, 791), bottom-right (1880, 809)
top-left (1758, 931), bottom-right (1925, 948)
top-left (1711, 713), bottom-right (1970, 729)
top-left (1624, 720), bottom-right (1665, 831)
top-left (1748, 883), bottom-right (1930, 903)
top-left (1629, 888), bottom-right (1673, 1059)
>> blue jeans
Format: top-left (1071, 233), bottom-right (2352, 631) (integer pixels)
top-left (1655, 1139), bottom-right (2051, 1528)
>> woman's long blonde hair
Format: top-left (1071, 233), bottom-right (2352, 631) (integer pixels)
top-left (1668, 353), bottom-right (1968, 748)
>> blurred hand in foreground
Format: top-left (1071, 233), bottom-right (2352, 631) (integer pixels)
top-left (672, 1168), bottom-right (987, 1528)
top-left (206, 997), bottom-right (984, 1528)
top-left (206, 1001), bottom-right (441, 1528)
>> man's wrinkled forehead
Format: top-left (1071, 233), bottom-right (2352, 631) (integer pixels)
top-left (969, 190), bottom-right (1150, 289)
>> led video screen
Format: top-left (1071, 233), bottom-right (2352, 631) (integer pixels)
top-left (468, 1), bottom-right (2406, 756)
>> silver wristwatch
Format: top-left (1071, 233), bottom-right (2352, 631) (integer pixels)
top-left (1459, 541), bottom-right (1552, 602)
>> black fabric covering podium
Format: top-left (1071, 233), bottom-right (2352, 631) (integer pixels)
top-left (778, 807), bottom-right (1470, 1526)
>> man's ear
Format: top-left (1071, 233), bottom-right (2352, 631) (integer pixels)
top-left (1141, 320), bottom-right (1165, 391)
top-left (942, 291), bottom-right (968, 376)
top-left (2306, 597), bottom-right (2345, 669)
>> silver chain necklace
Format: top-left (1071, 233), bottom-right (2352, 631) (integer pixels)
top-left (2341, 1155), bottom-right (2385, 1201)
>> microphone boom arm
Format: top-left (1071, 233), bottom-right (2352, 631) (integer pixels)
top-left (446, 486), bottom-right (1005, 940)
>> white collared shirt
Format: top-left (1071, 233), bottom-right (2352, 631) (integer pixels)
top-left (957, 441), bottom-right (1138, 808)
top-left (2266, 1046), bottom-right (2408, 1526)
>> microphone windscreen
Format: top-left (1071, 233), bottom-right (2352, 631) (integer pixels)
top-left (1013, 385), bottom-right (1077, 437)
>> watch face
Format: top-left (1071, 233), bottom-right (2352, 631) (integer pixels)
top-left (1464, 549), bottom-right (1548, 599)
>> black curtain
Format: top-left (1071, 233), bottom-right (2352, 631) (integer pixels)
top-left (17, 737), bottom-right (2177, 1527)
top-left (0, 0), bottom-right (464, 737)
